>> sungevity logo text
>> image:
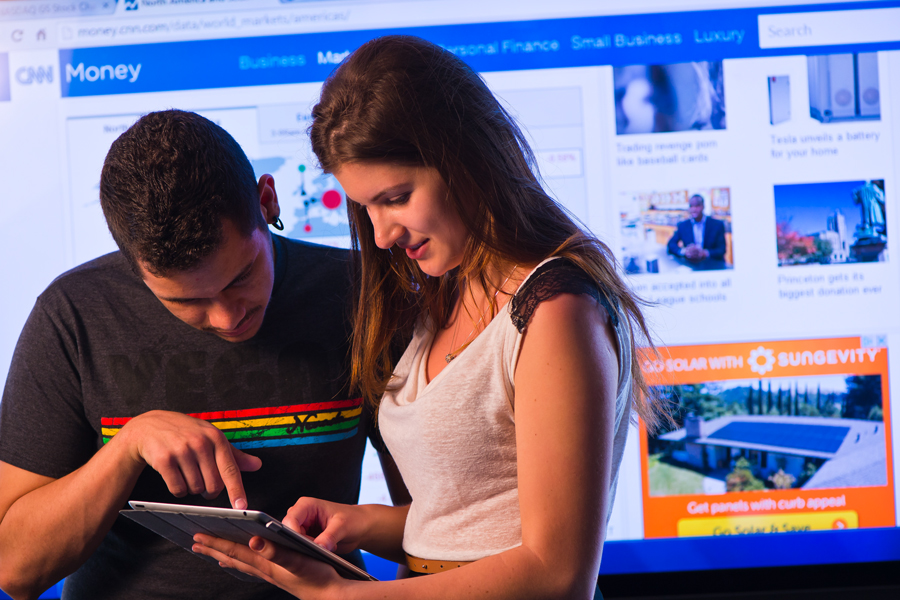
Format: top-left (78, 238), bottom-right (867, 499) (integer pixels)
top-left (66, 62), bottom-right (142, 83)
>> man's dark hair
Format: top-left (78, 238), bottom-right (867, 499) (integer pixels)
top-left (100, 109), bottom-right (266, 275)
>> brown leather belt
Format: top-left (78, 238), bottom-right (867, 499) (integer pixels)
top-left (405, 553), bottom-right (472, 574)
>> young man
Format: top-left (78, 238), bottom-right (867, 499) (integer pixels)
top-left (0, 110), bottom-right (399, 599)
top-left (666, 194), bottom-right (728, 268)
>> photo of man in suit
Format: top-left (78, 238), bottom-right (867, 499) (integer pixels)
top-left (667, 194), bottom-right (728, 269)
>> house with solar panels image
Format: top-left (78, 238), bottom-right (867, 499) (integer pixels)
top-left (646, 376), bottom-right (887, 495)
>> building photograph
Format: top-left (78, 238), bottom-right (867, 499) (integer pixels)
top-left (774, 179), bottom-right (887, 266)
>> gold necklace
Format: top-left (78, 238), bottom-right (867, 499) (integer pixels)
top-left (445, 265), bottom-right (517, 363)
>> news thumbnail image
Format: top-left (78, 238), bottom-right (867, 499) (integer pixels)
top-left (614, 61), bottom-right (725, 135)
top-left (620, 187), bottom-right (733, 274)
top-left (767, 53), bottom-right (881, 127)
top-left (808, 53), bottom-right (880, 123)
top-left (647, 374), bottom-right (887, 497)
top-left (775, 180), bottom-right (886, 266)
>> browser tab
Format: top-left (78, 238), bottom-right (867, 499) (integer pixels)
top-left (111, 0), bottom-right (282, 17)
top-left (0, 53), bottom-right (10, 101)
top-left (0, 0), bottom-right (118, 21)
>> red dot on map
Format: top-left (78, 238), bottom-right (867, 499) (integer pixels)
top-left (304, 224), bottom-right (312, 233)
top-left (322, 190), bottom-right (342, 210)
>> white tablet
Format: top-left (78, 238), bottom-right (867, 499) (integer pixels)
top-left (121, 501), bottom-right (377, 582)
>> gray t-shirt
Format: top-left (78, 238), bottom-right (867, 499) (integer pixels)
top-left (0, 235), bottom-right (375, 599)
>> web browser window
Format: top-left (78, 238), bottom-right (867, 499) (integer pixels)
top-left (1, 0), bottom-right (898, 587)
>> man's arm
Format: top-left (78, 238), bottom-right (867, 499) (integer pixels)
top-left (0, 448), bottom-right (141, 599)
top-left (0, 288), bottom-right (262, 598)
top-left (667, 222), bottom-right (687, 256)
top-left (704, 219), bottom-right (727, 261)
top-left (0, 411), bottom-right (261, 600)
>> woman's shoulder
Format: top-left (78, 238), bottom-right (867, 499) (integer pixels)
top-left (509, 258), bottom-right (617, 334)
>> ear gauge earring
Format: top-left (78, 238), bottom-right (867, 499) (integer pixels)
top-left (271, 217), bottom-right (284, 231)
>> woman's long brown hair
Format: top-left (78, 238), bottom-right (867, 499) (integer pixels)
top-left (310, 35), bottom-right (668, 433)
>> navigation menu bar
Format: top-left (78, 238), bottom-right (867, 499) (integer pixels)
top-left (58, 1), bottom-right (900, 97)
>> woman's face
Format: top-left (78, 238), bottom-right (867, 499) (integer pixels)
top-left (335, 162), bottom-right (469, 277)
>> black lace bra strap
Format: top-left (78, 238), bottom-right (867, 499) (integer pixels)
top-left (509, 258), bottom-right (619, 334)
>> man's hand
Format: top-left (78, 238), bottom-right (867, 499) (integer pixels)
top-left (0, 411), bottom-right (262, 598)
top-left (116, 411), bottom-right (262, 509)
top-left (683, 244), bottom-right (709, 262)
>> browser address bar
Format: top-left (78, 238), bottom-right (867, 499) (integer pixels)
top-left (59, 9), bottom-right (354, 44)
top-left (758, 7), bottom-right (900, 49)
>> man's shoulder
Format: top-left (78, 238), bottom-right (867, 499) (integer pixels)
top-left (279, 236), bottom-right (351, 263)
top-left (277, 236), bottom-right (352, 283)
top-left (270, 236), bottom-right (353, 306)
top-left (43, 251), bottom-right (134, 297)
top-left (35, 251), bottom-right (151, 318)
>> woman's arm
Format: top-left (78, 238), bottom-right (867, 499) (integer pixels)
top-left (511, 291), bottom-right (618, 596)
top-left (195, 291), bottom-right (619, 600)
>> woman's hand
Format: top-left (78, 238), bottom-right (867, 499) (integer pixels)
top-left (192, 533), bottom-right (350, 599)
top-left (282, 497), bottom-right (369, 554)
top-left (285, 498), bottom-right (410, 564)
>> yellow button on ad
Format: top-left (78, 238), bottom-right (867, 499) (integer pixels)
top-left (677, 511), bottom-right (859, 537)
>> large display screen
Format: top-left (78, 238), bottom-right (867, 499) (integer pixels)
top-left (1, 0), bottom-right (899, 594)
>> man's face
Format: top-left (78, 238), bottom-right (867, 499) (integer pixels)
top-left (139, 220), bottom-right (276, 342)
top-left (688, 197), bottom-right (705, 222)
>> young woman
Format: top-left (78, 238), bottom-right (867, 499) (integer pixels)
top-left (194, 35), bottom-right (667, 600)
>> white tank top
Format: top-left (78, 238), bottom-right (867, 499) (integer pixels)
top-left (378, 259), bottom-right (634, 562)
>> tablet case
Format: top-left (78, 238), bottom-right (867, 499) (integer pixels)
top-left (121, 501), bottom-right (377, 583)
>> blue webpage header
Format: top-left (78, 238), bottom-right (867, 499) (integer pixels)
top-left (59, 1), bottom-right (900, 97)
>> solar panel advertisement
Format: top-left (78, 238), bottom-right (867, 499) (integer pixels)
top-left (641, 336), bottom-right (893, 539)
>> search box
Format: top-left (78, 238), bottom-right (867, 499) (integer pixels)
top-left (758, 7), bottom-right (900, 49)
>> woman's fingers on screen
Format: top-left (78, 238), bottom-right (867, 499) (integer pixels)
top-left (284, 497), bottom-right (329, 535)
top-left (284, 500), bottom-right (364, 553)
top-left (313, 520), bottom-right (345, 553)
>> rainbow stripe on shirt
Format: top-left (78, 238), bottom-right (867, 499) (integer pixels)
top-left (100, 398), bottom-right (363, 449)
